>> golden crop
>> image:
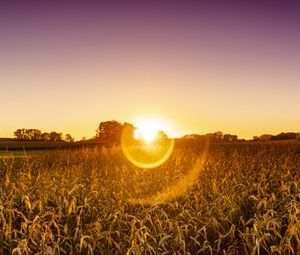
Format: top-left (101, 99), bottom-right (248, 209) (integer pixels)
top-left (0, 142), bottom-right (299, 254)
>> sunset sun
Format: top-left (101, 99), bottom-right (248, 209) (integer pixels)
top-left (134, 119), bottom-right (160, 143)
top-left (121, 117), bottom-right (175, 169)
top-left (133, 118), bottom-right (169, 143)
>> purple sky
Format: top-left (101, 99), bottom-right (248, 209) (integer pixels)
top-left (1, 1), bottom-right (300, 139)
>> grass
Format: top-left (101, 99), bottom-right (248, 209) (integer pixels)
top-left (0, 140), bottom-right (68, 151)
top-left (0, 142), bottom-right (299, 254)
top-left (0, 150), bottom-right (57, 159)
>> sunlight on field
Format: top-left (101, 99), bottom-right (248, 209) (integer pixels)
top-left (2, 134), bottom-right (300, 254)
top-left (128, 140), bottom-right (209, 205)
top-left (1, 143), bottom-right (300, 254)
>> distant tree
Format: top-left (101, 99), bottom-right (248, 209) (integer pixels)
top-left (96, 121), bottom-right (123, 144)
top-left (49, 132), bottom-right (62, 142)
top-left (223, 134), bottom-right (238, 142)
top-left (96, 121), bottom-right (136, 145)
top-left (123, 122), bottom-right (135, 138)
top-left (215, 131), bottom-right (223, 140)
top-left (14, 129), bottom-right (65, 141)
top-left (41, 132), bottom-right (50, 141)
top-left (272, 132), bottom-right (298, 140)
top-left (27, 129), bottom-right (34, 140)
top-left (182, 134), bottom-right (203, 140)
top-left (230, 135), bottom-right (238, 142)
top-left (65, 134), bottom-right (74, 142)
top-left (207, 131), bottom-right (223, 142)
top-left (223, 134), bottom-right (230, 142)
top-left (259, 134), bottom-right (273, 141)
top-left (14, 129), bottom-right (24, 140)
top-left (14, 128), bottom-right (42, 140)
top-left (30, 129), bottom-right (42, 140)
top-left (81, 136), bottom-right (87, 141)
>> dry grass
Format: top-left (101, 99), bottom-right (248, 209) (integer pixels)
top-left (0, 142), bottom-right (299, 254)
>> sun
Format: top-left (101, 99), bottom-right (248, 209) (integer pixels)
top-left (121, 116), bottom-right (174, 169)
top-left (134, 119), bottom-right (161, 143)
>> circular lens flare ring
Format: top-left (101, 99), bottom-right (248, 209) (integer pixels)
top-left (121, 122), bottom-right (175, 169)
top-left (128, 139), bottom-right (209, 205)
top-left (122, 138), bottom-right (175, 169)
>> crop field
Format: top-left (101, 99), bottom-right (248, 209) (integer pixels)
top-left (0, 142), bottom-right (299, 254)
top-left (0, 150), bottom-right (57, 159)
top-left (0, 141), bottom-right (67, 151)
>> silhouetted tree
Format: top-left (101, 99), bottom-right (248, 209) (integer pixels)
top-left (271, 132), bottom-right (298, 140)
top-left (14, 129), bottom-right (25, 140)
top-left (207, 131), bottom-right (223, 142)
top-left (41, 132), bottom-right (50, 141)
top-left (96, 121), bottom-right (136, 145)
top-left (123, 122), bottom-right (135, 138)
top-left (183, 132), bottom-right (238, 142)
top-left (14, 128), bottom-right (42, 140)
top-left (14, 129), bottom-right (66, 141)
top-left (30, 129), bottom-right (42, 140)
top-left (223, 134), bottom-right (238, 142)
top-left (65, 134), bottom-right (74, 142)
top-left (182, 134), bottom-right (203, 140)
top-left (258, 134), bottom-right (273, 141)
top-left (49, 132), bottom-right (62, 142)
top-left (96, 121), bottom-right (123, 144)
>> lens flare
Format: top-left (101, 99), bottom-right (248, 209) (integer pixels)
top-left (121, 118), bottom-right (208, 205)
top-left (128, 139), bottom-right (209, 205)
top-left (121, 121), bottom-right (174, 169)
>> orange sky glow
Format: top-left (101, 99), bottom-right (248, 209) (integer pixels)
top-left (1, 2), bottom-right (300, 140)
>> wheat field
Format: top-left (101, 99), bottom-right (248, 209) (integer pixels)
top-left (0, 142), bottom-right (299, 254)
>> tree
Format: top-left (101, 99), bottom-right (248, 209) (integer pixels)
top-left (14, 128), bottom-right (42, 140)
top-left (206, 131), bottom-right (223, 142)
top-left (29, 129), bottom-right (42, 140)
top-left (14, 129), bottom-right (25, 140)
top-left (182, 134), bottom-right (203, 140)
top-left (211, 131), bottom-right (223, 140)
top-left (49, 132), bottom-right (62, 142)
top-left (123, 122), bottom-right (135, 138)
top-left (223, 134), bottom-right (238, 142)
top-left (65, 134), bottom-right (74, 142)
top-left (41, 132), bottom-right (50, 141)
top-left (96, 121), bottom-right (123, 144)
top-left (96, 121), bottom-right (136, 145)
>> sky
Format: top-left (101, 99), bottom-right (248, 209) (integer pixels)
top-left (1, 1), bottom-right (300, 140)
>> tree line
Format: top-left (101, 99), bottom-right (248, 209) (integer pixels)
top-left (182, 131), bottom-right (238, 142)
top-left (14, 129), bottom-right (74, 142)
top-left (94, 120), bottom-right (168, 145)
top-left (95, 121), bottom-right (238, 144)
top-left (13, 122), bottom-right (238, 144)
top-left (254, 132), bottom-right (300, 141)
top-left (95, 121), bottom-right (135, 144)
top-left (14, 122), bottom-right (299, 145)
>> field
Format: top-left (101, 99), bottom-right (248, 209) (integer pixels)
top-left (0, 142), bottom-right (299, 254)
top-left (0, 140), bottom-right (102, 151)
